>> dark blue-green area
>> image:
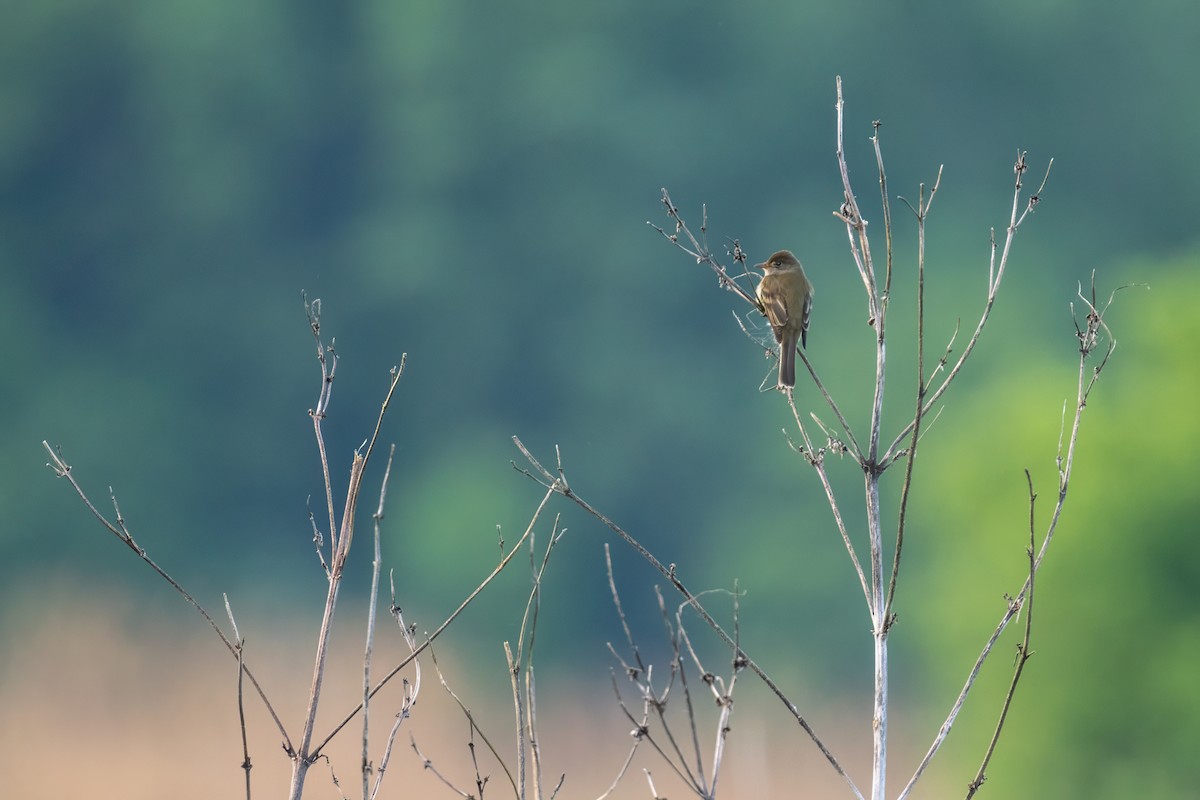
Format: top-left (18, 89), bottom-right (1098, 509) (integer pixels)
top-left (3, 1), bottom-right (1197, 795)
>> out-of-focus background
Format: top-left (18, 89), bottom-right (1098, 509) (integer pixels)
top-left (2, 1), bottom-right (1197, 797)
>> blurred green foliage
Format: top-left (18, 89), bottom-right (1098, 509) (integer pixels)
top-left (2, 0), bottom-right (1197, 794)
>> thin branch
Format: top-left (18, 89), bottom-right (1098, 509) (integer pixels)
top-left (833, 76), bottom-right (880, 326)
top-left (411, 736), bottom-right (474, 799)
top-left (896, 594), bottom-right (1023, 800)
top-left (964, 471), bottom-right (1038, 798)
top-left (593, 742), bottom-right (640, 800)
top-left (426, 643), bottom-right (517, 797)
top-left (648, 190), bottom-right (760, 309)
top-left (291, 357), bottom-right (405, 800)
top-left (312, 482), bottom-right (558, 757)
top-left (898, 277), bottom-right (1121, 799)
top-left (369, 712), bottom-right (408, 800)
top-left (609, 586), bottom-right (700, 793)
top-left (224, 594), bottom-right (253, 800)
top-left (885, 165), bottom-right (943, 624)
top-left (875, 120), bottom-right (895, 306)
top-left (796, 348), bottom-right (865, 462)
top-left (370, 574), bottom-right (422, 800)
top-left (42, 441), bottom-right (292, 752)
top-left (708, 585), bottom-right (743, 800)
top-left (362, 443), bottom-right (398, 799)
top-left (504, 641), bottom-right (527, 797)
top-left (661, 590), bottom-right (706, 793)
top-left (785, 393), bottom-right (871, 608)
top-left (513, 437), bottom-right (865, 800)
top-left (608, 665), bottom-right (694, 791)
top-left (881, 155), bottom-right (1053, 468)
top-left (304, 293), bottom-right (340, 558)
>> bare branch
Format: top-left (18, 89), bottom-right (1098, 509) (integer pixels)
top-left (964, 471), bottom-right (1039, 798)
top-left (42, 441), bottom-right (292, 753)
top-left (362, 443), bottom-right (398, 799)
top-left (834, 76), bottom-right (893, 800)
top-left (224, 594), bottom-right (253, 800)
top-left (369, 572), bottom-right (422, 800)
top-left (312, 482), bottom-right (557, 757)
top-left (880, 155), bottom-right (1054, 468)
top-left (886, 165), bottom-right (943, 625)
top-left (648, 190), bottom-right (760, 309)
top-left (833, 76), bottom-right (881, 326)
top-left (411, 736), bottom-right (474, 799)
top-left (290, 348), bottom-right (406, 799)
top-left (426, 644), bottom-right (518, 797)
top-left (785, 393), bottom-right (871, 608)
top-left (899, 277), bottom-right (1121, 799)
top-left (516, 438), bottom-right (865, 800)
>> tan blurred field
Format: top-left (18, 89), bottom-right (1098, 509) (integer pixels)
top-left (0, 577), bottom-right (955, 799)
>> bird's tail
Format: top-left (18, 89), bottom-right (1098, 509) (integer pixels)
top-left (780, 334), bottom-right (797, 388)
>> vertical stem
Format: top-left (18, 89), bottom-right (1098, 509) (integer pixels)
top-left (873, 169), bottom-right (892, 800)
top-left (289, 451), bottom-right (367, 800)
top-left (867, 471), bottom-right (887, 800)
top-left (289, 574), bottom-right (344, 798)
top-left (837, 74), bottom-right (891, 800)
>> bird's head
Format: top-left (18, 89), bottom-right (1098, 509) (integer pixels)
top-left (755, 250), bottom-right (801, 272)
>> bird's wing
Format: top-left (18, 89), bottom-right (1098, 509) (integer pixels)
top-left (761, 291), bottom-right (789, 342)
top-left (801, 290), bottom-right (812, 341)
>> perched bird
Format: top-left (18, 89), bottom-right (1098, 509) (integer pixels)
top-left (754, 250), bottom-right (813, 389)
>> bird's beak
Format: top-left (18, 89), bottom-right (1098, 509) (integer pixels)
top-left (753, 261), bottom-right (766, 271)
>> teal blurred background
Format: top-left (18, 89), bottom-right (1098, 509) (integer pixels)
top-left (2, 0), bottom-right (1197, 796)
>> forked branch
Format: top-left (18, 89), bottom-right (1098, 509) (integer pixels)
top-left (42, 440), bottom-right (292, 752)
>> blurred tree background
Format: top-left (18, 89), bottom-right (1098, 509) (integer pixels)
top-left (1, 0), bottom-right (1197, 796)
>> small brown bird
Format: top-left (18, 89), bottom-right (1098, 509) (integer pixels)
top-left (755, 250), bottom-right (813, 389)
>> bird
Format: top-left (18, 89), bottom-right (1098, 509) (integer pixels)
top-left (754, 250), bottom-right (813, 390)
